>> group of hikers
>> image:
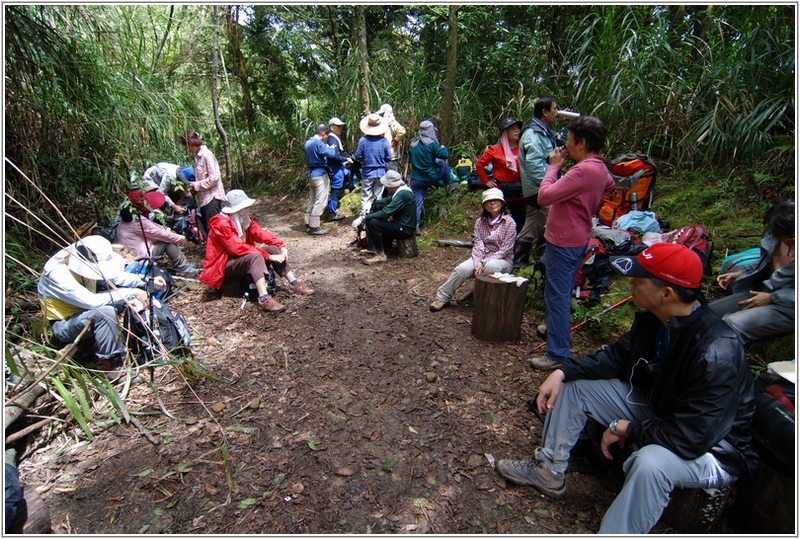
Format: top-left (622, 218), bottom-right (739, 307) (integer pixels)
top-left (33, 99), bottom-right (795, 534)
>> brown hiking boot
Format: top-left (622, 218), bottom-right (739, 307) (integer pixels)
top-left (496, 457), bottom-right (566, 498)
top-left (258, 295), bottom-right (286, 313)
top-left (289, 281), bottom-right (314, 295)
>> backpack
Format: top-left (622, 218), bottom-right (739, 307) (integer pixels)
top-left (455, 156), bottom-right (473, 183)
top-left (598, 152), bottom-right (657, 226)
top-left (667, 224), bottom-right (713, 279)
top-left (124, 260), bottom-right (173, 301)
top-left (720, 247), bottom-right (761, 274)
top-left (574, 238), bottom-right (612, 302)
top-left (240, 266), bottom-right (277, 302)
top-left (751, 372), bottom-right (795, 475)
top-left (123, 298), bottom-right (192, 366)
top-left (75, 215), bottom-right (120, 244)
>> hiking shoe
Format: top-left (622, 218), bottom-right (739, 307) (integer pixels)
top-left (496, 457), bottom-right (565, 498)
top-left (289, 281), bottom-right (314, 295)
top-left (359, 249), bottom-right (378, 256)
top-left (430, 299), bottom-right (447, 312)
top-left (530, 355), bottom-right (562, 371)
top-left (536, 323), bottom-right (547, 338)
top-left (258, 295), bottom-right (286, 313)
top-left (415, 226), bottom-right (422, 236)
top-left (329, 212), bottom-right (347, 221)
top-left (96, 357), bottom-right (143, 385)
top-left (363, 253), bottom-right (387, 265)
top-left (176, 264), bottom-right (200, 276)
top-left (307, 227), bottom-right (328, 235)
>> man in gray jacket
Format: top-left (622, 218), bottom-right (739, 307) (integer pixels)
top-left (514, 97), bottom-right (566, 269)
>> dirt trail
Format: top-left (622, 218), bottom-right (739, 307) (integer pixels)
top-left (15, 199), bottom-right (740, 534)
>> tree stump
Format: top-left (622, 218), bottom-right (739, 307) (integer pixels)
top-left (396, 236), bottom-right (418, 258)
top-left (662, 483), bottom-right (733, 533)
top-left (471, 274), bottom-right (529, 342)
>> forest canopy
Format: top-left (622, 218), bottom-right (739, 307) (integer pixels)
top-left (4, 4), bottom-right (795, 252)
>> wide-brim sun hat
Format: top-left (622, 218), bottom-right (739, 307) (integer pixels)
top-left (66, 235), bottom-right (125, 280)
top-left (379, 170), bottom-right (404, 189)
top-left (128, 189), bottom-right (166, 214)
top-left (498, 117), bottom-right (523, 132)
top-left (360, 113), bottom-right (387, 136)
top-left (329, 117), bottom-right (346, 126)
top-left (222, 189), bottom-right (256, 214)
top-left (482, 187), bottom-right (505, 205)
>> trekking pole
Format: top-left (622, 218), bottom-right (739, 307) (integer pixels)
top-left (527, 295), bottom-right (632, 355)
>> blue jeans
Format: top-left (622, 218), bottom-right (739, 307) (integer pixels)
top-left (410, 184), bottom-right (428, 227)
top-left (543, 241), bottom-right (586, 362)
top-left (327, 166), bottom-right (349, 214)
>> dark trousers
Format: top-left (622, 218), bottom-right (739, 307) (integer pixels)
top-left (198, 198), bottom-right (223, 241)
top-left (366, 219), bottom-right (413, 254)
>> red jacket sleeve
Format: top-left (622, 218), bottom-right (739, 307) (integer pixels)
top-left (246, 220), bottom-right (285, 251)
top-left (214, 217), bottom-right (269, 259)
top-left (475, 145), bottom-right (497, 185)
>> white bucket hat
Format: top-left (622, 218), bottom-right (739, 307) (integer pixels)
top-left (329, 117), bottom-right (346, 126)
top-left (379, 170), bottom-right (404, 189)
top-left (66, 235), bottom-right (124, 280)
top-left (222, 189), bottom-right (256, 214)
top-left (482, 187), bottom-right (505, 205)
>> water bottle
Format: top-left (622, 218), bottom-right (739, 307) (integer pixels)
top-left (557, 110), bottom-right (580, 120)
top-left (630, 192), bottom-right (639, 211)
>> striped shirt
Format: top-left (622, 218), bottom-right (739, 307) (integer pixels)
top-left (193, 145), bottom-right (226, 208)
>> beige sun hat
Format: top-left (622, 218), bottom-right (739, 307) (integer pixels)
top-left (379, 170), bottom-right (404, 189)
top-left (328, 117), bottom-right (346, 126)
top-left (481, 187), bottom-right (506, 205)
top-left (222, 189), bottom-right (256, 214)
top-left (359, 113), bottom-right (387, 136)
top-left (66, 235), bottom-right (125, 280)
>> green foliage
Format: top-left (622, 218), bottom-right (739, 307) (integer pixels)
top-left (422, 185), bottom-right (480, 236)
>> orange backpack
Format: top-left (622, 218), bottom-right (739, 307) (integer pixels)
top-left (597, 152), bottom-right (657, 226)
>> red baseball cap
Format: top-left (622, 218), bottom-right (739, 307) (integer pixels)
top-left (128, 189), bottom-right (166, 214)
top-left (610, 242), bottom-right (703, 288)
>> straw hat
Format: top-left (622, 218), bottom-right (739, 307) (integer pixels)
top-left (222, 189), bottom-right (256, 214)
top-left (66, 236), bottom-right (124, 280)
top-left (359, 113), bottom-right (387, 136)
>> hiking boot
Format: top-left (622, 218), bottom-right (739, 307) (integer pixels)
top-left (496, 457), bottom-right (566, 498)
top-left (289, 281), bottom-right (314, 295)
top-left (363, 253), bottom-right (387, 265)
top-left (530, 355), bottom-right (562, 371)
top-left (536, 323), bottom-right (547, 338)
top-left (430, 299), bottom-right (447, 312)
top-left (328, 212), bottom-right (347, 221)
top-left (258, 295), bottom-right (286, 313)
top-left (176, 263), bottom-right (200, 276)
top-left (415, 226), bottom-right (422, 236)
top-left (307, 227), bottom-right (328, 235)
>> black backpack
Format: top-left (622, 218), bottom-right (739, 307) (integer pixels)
top-left (124, 298), bottom-right (192, 366)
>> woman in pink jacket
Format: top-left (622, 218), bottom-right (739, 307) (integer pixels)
top-left (115, 190), bottom-right (199, 275)
top-left (529, 116), bottom-right (616, 371)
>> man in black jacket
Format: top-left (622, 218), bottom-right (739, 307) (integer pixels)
top-left (496, 242), bottom-right (758, 534)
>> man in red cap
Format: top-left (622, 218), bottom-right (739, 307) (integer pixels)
top-left (495, 243), bottom-right (758, 534)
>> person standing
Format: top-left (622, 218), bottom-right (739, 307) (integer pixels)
top-left (476, 118), bottom-right (525, 233)
top-left (304, 123), bottom-right (336, 235)
top-left (355, 113), bottom-right (392, 213)
top-left (326, 117), bottom-right (353, 221)
top-left (179, 129), bottom-right (226, 241)
top-left (529, 116), bottom-right (616, 371)
top-left (408, 120), bottom-right (450, 235)
top-left (376, 103), bottom-right (406, 171)
top-left (514, 98), bottom-right (567, 269)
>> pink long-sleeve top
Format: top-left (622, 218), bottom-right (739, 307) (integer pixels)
top-left (193, 144), bottom-right (226, 208)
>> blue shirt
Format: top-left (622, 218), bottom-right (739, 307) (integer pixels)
top-left (305, 136), bottom-right (336, 177)
top-left (355, 135), bottom-right (392, 179)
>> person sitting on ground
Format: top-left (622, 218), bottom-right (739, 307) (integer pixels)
top-left (37, 235), bottom-right (168, 383)
top-left (710, 199), bottom-right (794, 344)
top-left (496, 242), bottom-right (758, 534)
top-left (408, 120), bottom-right (450, 235)
top-left (142, 162), bottom-right (193, 215)
top-left (476, 118), bottom-right (525, 233)
top-left (199, 189), bottom-right (314, 313)
top-left (361, 170), bottom-right (416, 266)
top-left (355, 113), bottom-right (392, 213)
top-left (115, 189), bottom-right (199, 276)
top-left (430, 188), bottom-right (515, 312)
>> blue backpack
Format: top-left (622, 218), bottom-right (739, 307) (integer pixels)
top-left (720, 247), bottom-right (761, 274)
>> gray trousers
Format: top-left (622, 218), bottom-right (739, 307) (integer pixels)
top-left (540, 378), bottom-right (735, 534)
top-left (151, 241), bottom-right (189, 270)
top-left (516, 202), bottom-right (549, 245)
top-left (304, 174), bottom-right (330, 229)
top-left (709, 291), bottom-right (794, 344)
top-left (435, 258), bottom-right (512, 303)
top-left (51, 305), bottom-right (126, 360)
top-left (360, 176), bottom-right (385, 213)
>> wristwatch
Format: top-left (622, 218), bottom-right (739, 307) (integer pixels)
top-left (608, 419), bottom-right (620, 436)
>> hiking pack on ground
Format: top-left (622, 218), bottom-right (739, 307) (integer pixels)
top-left (123, 298), bottom-right (192, 368)
top-left (667, 224), bottom-right (713, 279)
top-left (598, 152), bottom-right (657, 226)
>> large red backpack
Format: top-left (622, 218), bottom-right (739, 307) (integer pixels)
top-left (598, 152), bottom-right (657, 226)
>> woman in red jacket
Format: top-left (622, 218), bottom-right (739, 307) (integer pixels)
top-left (199, 189), bottom-right (314, 313)
top-left (476, 118), bottom-right (525, 233)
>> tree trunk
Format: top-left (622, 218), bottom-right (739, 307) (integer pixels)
top-left (355, 5), bottom-right (371, 115)
top-left (440, 5), bottom-right (459, 147)
top-left (210, 6), bottom-right (230, 180)
top-left (226, 6), bottom-right (255, 134)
